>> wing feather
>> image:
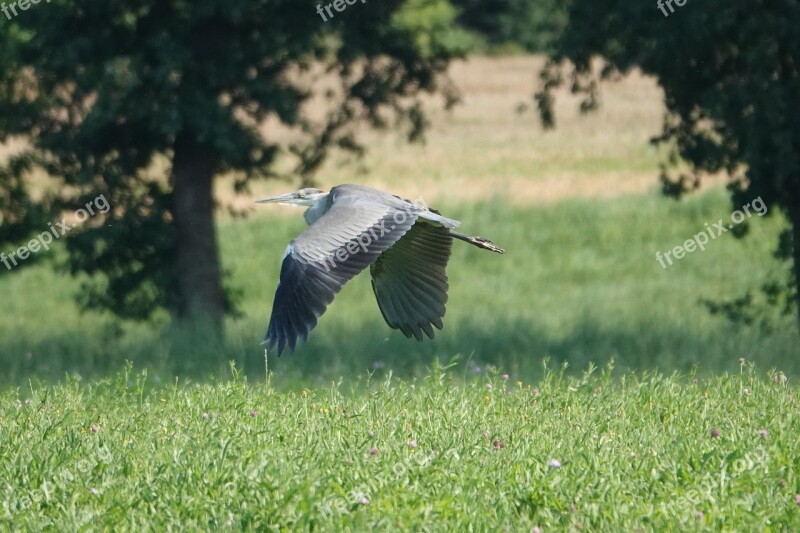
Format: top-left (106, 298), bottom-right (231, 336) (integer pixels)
top-left (370, 222), bottom-right (452, 340)
top-left (264, 194), bottom-right (417, 355)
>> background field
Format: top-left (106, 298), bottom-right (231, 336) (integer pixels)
top-left (1, 56), bottom-right (796, 388)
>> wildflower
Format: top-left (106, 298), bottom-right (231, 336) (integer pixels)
top-left (485, 383), bottom-right (493, 390)
top-left (369, 447), bottom-right (379, 456)
top-left (408, 440), bottom-right (418, 448)
top-left (795, 494), bottom-right (800, 506)
top-left (90, 488), bottom-right (99, 496)
top-left (501, 373), bottom-right (509, 380)
top-left (548, 459), bottom-right (562, 469)
top-left (695, 511), bottom-right (704, 521)
top-left (202, 412), bottom-right (210, 420)
top-left (493, 439), bottom-right (505, 450)
top-left (757, 429), bottom-right (768, 439)
top-left (90, 424), bottom-right (100, 433)
top-left (250, 410), bottom-right (257, 418)
top-left (710, 428), bottom-right (720, 438)
top-left (773, 372), bottom-right (788, 384)
top-left (359, 496), bottom-right (370, 505)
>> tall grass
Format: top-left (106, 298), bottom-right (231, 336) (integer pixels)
top-left (1, 363), bottom-right (797, 530)
top-left (0, 187), bottom-right (795, 387)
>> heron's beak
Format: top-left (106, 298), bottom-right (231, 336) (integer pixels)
top-left (255, 193), bottom-right (300, 206)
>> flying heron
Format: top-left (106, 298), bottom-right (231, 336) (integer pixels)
top-left (257, 184), bottom-right (504, 355)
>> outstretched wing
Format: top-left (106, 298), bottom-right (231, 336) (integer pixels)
top-left (370, 222), bottom-right (453, 340)
top-left (264, 195), bottom-right (416, 355)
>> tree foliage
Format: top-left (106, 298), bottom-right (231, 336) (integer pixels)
top-left (537, 0), bottom-right (800, 324)
top-left (0, 0), bottom-right (466, 324)
top-left (452, 0), bottom-right (568, 53)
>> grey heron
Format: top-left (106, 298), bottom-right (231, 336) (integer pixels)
top-left (257, 184), bottom-right (504, 355)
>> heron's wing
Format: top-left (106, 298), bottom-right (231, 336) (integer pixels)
top-left (264, 196), bottom-right (417, 356)
top-left (370, 222), bottom-right (453, 340)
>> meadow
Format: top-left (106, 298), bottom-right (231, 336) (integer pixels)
top-left (1, 56), bottom-right (799, 530)
top-left (1, 364), bottom-right (798, 530)
top-left (2, 56), bottom-right (797, 387)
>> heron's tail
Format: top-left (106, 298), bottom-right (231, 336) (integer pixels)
top-left (451, 232), bottom-right (505, 254)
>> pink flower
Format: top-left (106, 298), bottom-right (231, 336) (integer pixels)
top-left (369, 447), bottom-right (379, 456)
top-left (408, 440), bottom-right (418, 448)
top-left (710, 428), bottom-right (720, 438)
top-left (501, 373), bottom-right (509, 380)
top-left (90, 424), bottom-right (100, 433)
top-left (250, 410), bottom-right (257, 418)
top-left (757, 429), bottom-right (768, 439)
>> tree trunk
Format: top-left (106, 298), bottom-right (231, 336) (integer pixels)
top-left (790, 203), bottom-right (800, 328)
top-left (171, 133), bottom-right (226, 330)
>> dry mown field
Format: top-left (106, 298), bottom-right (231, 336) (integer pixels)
top-left (241, 55), bottom-right (717, 213)
top-left (2, 56), bottom-right (721, 213)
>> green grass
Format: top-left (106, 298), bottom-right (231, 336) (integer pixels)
top-left (2, 362), bottom-right (798, 530)
top-left (0, 186), bottom-right (796, 387)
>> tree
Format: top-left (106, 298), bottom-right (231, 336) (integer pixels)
top-left (537, 0), bottom-right (800, 325)
top-left (0, 0), bottom-right (467, 329)
top-left (452, 0), bottom-right (568, 53)
top-left (0, 20), bottom-right (47, 261)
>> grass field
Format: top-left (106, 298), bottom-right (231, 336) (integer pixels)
top-left (1, 187), bottom-right (796, 387)
top-left (1, 364), bottom-right (798, 530)
top-left (2, 55), bottom-right (799, 530)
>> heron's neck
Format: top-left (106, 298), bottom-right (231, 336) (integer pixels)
top-left (303, 196), bottom-right (330, 225)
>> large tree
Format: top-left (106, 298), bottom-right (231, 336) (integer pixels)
top-left (0, 0), bottom-right (466, 328)
top-left (537, 0), bottom-right (800, 324)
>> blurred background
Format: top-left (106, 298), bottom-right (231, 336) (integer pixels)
top-left (0, 0), bottom-right (798, 387)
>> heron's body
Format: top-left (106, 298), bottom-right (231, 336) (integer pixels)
top-left (257, 184), bottom-right (504, 355)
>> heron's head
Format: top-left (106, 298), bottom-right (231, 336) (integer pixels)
top-left (256, 187), bottom-right (328, 207)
